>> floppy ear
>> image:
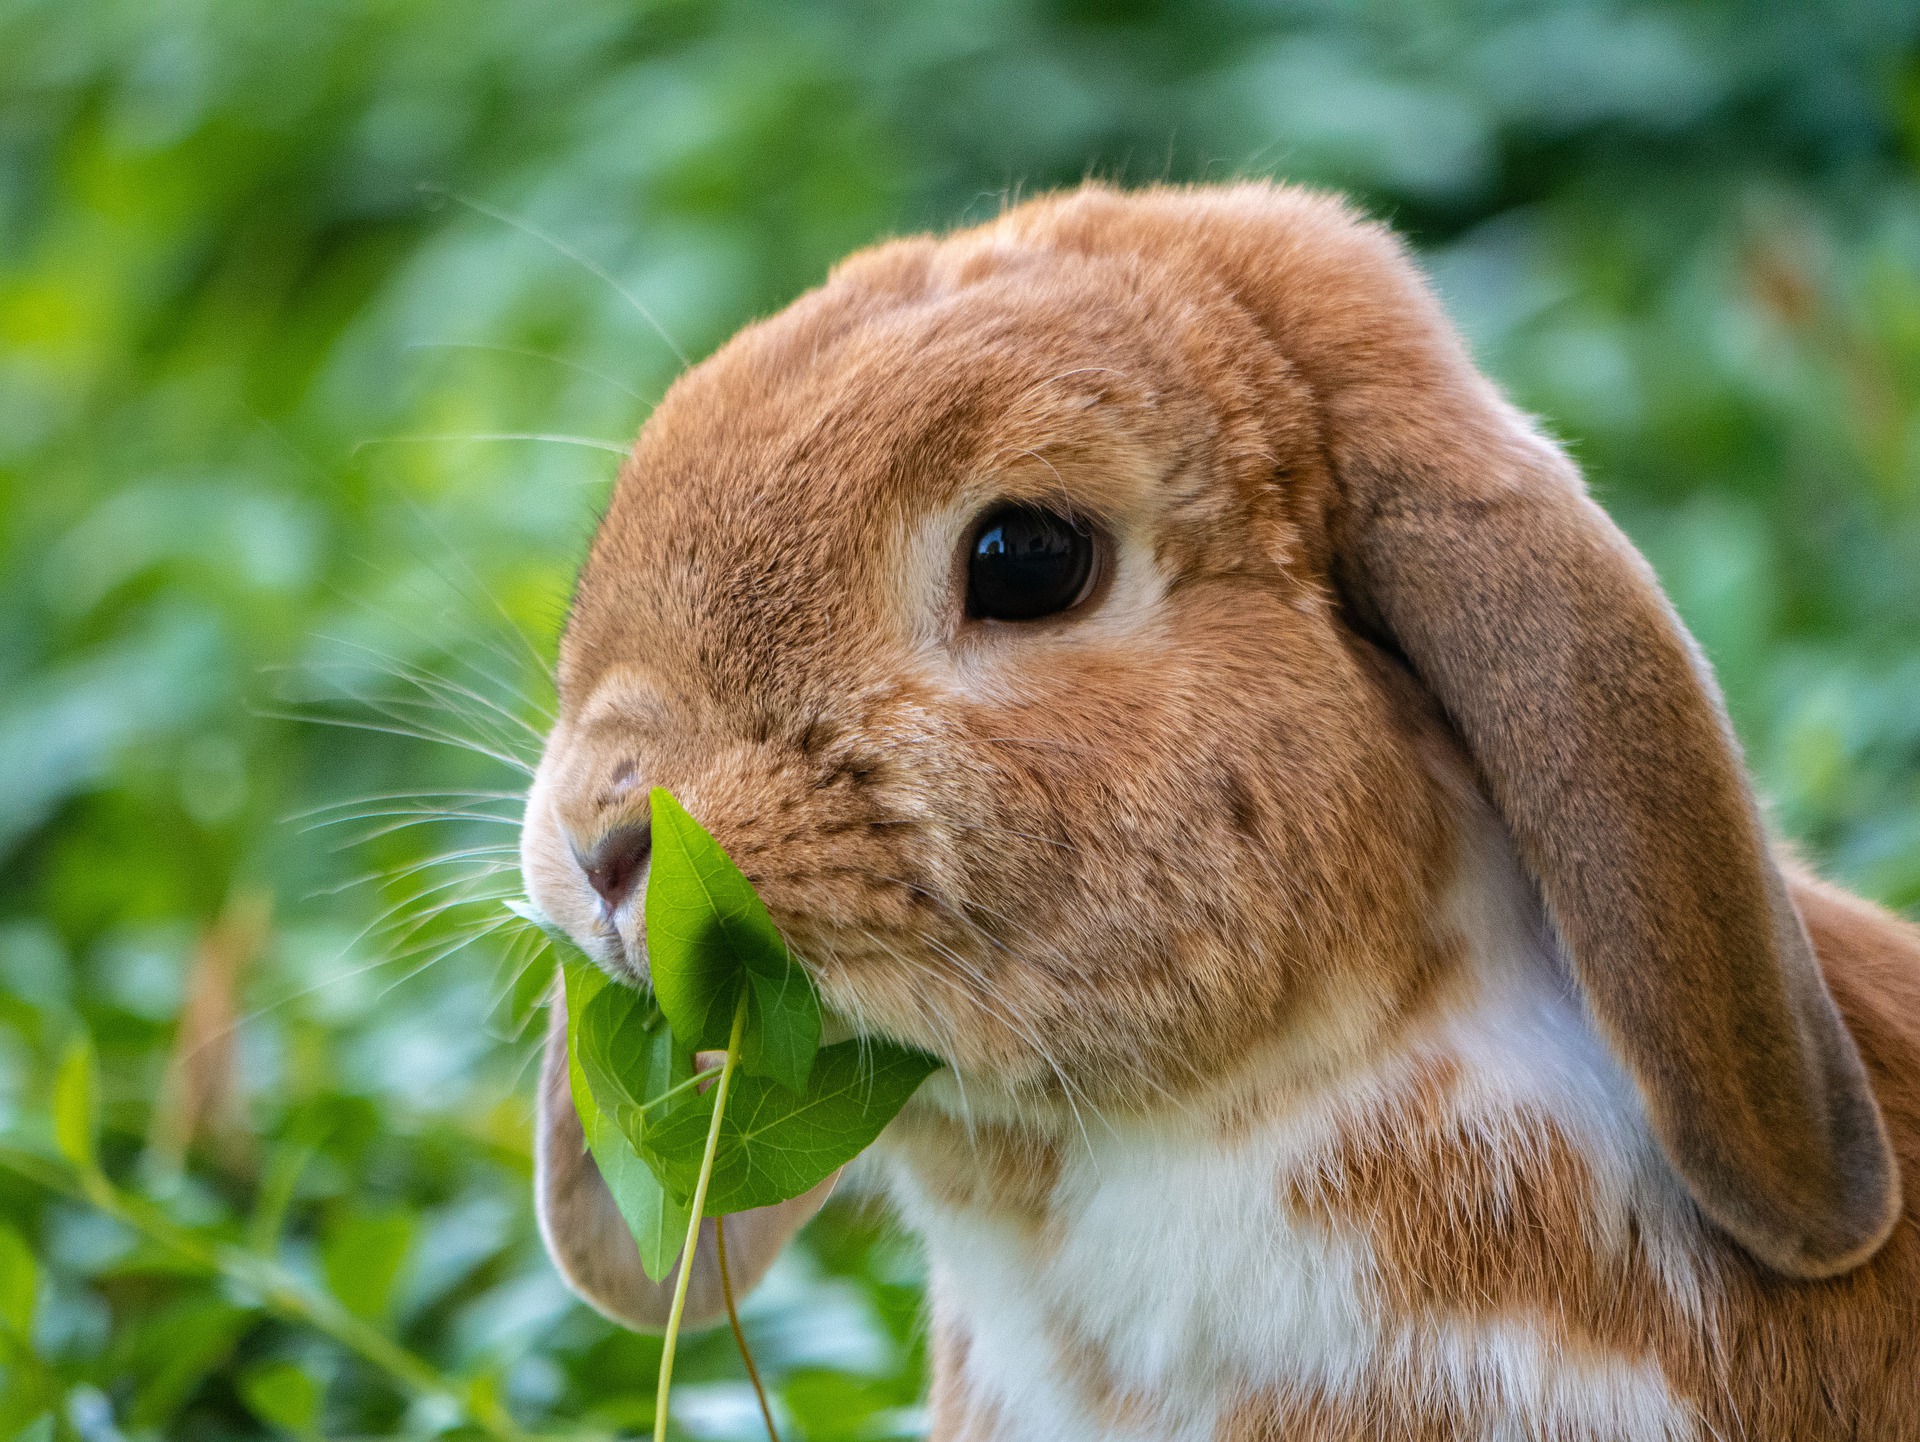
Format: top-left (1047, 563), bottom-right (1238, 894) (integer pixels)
top-left (1015, 182), bottom-right (1900, 1278)
top-left (534, 985), bottom-right (837, 1329)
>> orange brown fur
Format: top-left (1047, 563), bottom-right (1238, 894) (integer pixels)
top-left (1217, 875), bottom-right (1920, 1441)
top-left (886, 1112), bottom-right (1063, 1231)
top-left (522, 181), bottom-right (1919, 1435)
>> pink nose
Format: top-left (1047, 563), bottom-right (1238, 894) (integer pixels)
top-left (578, 822), bottom-right (651, 913)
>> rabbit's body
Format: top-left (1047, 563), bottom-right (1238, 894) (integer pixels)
top-left (889, 814), bottom-right (1920, 1441)
top-left (522, 182), bottom-right (1920, 1436)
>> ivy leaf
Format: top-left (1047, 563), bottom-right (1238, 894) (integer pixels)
top-left (513, 790), bottom-right (939, 1239)
top-left (559, 959), bottom-right (689, 1282)
top-left (504, 901), bottom-right (694, 1280)
top-left (644, 1039), bottom-right (941, 1214)
top-left (646, 788), bottom-right (822, 1093)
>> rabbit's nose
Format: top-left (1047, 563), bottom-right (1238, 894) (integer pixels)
top-left (578, 822), bottom-right (652, 914)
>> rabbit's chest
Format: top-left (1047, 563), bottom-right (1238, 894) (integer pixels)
top-left (897, 1121), bottom-right (1384, 1441)
top-left (883, 982), bottom-right (1712, 1441)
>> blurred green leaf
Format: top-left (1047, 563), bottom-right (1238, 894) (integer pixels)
top-left (322, 1209), bottom-right (415, 1325)
top-left (50, 1037), bottom-right (97, 1174)
top-left (782, 1369), bottom-right (890, 1439)
top-left (0, 1226), bottom-right (35, 1340)
top-left (239, 1360), bottom-right (322, 1437)
top-left (120, 1297), bottom-right (253, 1429)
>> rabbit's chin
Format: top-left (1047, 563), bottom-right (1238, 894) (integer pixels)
top-left (798, 925), bottom-right (1441, 1123)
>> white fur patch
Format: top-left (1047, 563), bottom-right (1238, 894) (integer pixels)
top-left (880, 814), bottom-right (1713, 1441)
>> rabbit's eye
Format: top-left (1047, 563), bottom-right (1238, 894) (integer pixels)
top-left (965, 505), bottom-right (1096, 622)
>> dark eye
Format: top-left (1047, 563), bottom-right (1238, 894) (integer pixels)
top-left (965, 504), bottom-right (1096, 622)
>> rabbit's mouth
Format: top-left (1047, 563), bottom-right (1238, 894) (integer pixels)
top-left (517, 733), bottom-right (950, 1048)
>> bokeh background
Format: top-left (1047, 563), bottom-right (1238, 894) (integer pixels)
top-left (3, 1), bottom-right (1918, 1438)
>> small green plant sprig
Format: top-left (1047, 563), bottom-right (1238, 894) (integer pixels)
top-left (511, 789), bottom-right (940, 1442)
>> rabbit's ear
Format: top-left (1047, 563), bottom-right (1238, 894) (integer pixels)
top-left (534, 986), bottom-right (836, 1329)
top-left (1020, 183), bottom-right (1900, 1277)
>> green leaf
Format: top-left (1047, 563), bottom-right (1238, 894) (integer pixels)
top-left (644, 1039), bottom-right (940, 1214)
top-left (783, 1369), bottom-right (894, 1441)
top-left (122, 1296), bottom-right (252, 1428)
top-left (646, 788), bottom-right (821, 1092)
top-left (575, 976), bottom-right (693, 1147)
top-left (51, 1036), bottom-right (97, 1173)
top-left (561, 959), bottom-right (690, 1282)
top-left (744, 964), bottom-right (823, 1097)
top-left (464, 1368), bottom-right (509, 1434)
top-left (239, 1360), bottom-right (321, 1436)
top-left (321, 1208), bottom-right (414, 1324)
top-left (0, 1226), bottom-right (35, 1340)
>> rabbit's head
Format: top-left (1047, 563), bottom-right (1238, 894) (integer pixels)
top-left (523, 182), bottom-right (1897, 1279)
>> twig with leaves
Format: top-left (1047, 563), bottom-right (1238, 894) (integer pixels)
top-left (516, 789), bottom-right (941, 1442)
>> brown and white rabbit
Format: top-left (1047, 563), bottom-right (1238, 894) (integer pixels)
top-left (519, 181), bottom-right (1920, 1440)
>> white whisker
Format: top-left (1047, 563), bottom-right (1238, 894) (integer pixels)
top-left (404, 340), bottom-right (649, 402)
top-left (424, 185), bottom-right (691, 368)
top-left (351, 431), bottom-right (629, 457)
top-left (307, 632), bottom-right (549, 747)
top-left (255, 707), bottom-right (534, 777)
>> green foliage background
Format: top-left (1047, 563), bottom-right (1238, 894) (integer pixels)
top-left (2, 1), bottom-right (1918, 1437)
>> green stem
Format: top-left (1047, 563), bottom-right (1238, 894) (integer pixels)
top-left (715, 1214), bottom-right (780, 1442)
top-left (653, 991), bottom-right (749, 1442)
top-left (636, 1067), bottom-right (707, 1115)
top-left (0, 1145), bottom-right (525, 1442)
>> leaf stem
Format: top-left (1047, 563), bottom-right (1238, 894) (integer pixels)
top-left (715, 1215), bottom-right (780, 1442)
top-left (653, 991), bottom-right (748, 1442)
top-left (637, 1068), bottom-right (707, 1115)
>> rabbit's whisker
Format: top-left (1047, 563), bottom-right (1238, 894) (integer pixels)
top-left (912, 928), bottom-right (1104, 1162)
top-left (305, 811), bottom-right (523, 845)
top-left (351, 431), bottom-right (630, 457)
top-left (844, 898), bottom-right (1104, 1158)
top-left (404, 340), bottom-right (650, 403)
top-left (291, 787), bottom-right (527, 819)
top-left (314, 846), bottom-right (522, 896)
top-left (307, 632), bottom-right (549, 748)
top-left (395, 536), bottom-right (560, 713)
top-left (256, 703), bottom-right (534, 777)
top-left (424, 186), bottom-right (690, 368)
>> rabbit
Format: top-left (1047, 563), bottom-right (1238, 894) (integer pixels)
top-left (518, 180), bottom-right (1920, 1440)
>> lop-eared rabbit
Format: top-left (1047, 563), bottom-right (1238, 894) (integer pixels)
top-left (520, 183), bottom-right (1920, 1439)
